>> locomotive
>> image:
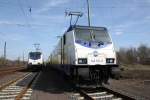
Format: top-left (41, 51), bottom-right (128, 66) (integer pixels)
top-left (50, 25), bottom-right (120, 85)
top-left (28, 51), bottom-right (44, 70)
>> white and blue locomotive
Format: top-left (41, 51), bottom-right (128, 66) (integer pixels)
top-left (28, 52), bottom-right (44, 69)
top-left (51, 25), bottom-right (119, 85)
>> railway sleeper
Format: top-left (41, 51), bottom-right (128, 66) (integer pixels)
top-left (87, 92), bottom-right (107, 96)
top-left (69, 92), bottom-right (122, 100)
top-left (69, 93), bottom-right (84, 100)
top-left (0, 73), bottom-right (36, 100)
top-left (0, 91), bottom-right (21, 95)
top-left (0, 95), bottom-right (17, 99)
top-left (91, 94), bottom-right (114, 100)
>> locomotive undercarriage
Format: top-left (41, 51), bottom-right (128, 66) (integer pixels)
top-left (70, 65), bottom-right (119, 86)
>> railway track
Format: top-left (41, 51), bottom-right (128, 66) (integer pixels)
top-left (0, 72), bottom-right (39, 100)
top-left (69, 87), bottom-right (136, 100)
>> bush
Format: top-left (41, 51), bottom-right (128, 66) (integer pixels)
top-left (118, 44), bottom-right (150, 65)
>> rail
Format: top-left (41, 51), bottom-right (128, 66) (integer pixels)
top-left (69, 87), bottom-right (136, 100)
top-left (0, 72), bottom-right (39, 100)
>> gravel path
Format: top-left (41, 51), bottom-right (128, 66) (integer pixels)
top-left (30, 66), bottom-right (150, 100)
top-left (105, 79), bottom-right (150, 100)
top-left (31, 68), bottom-right (74, 100)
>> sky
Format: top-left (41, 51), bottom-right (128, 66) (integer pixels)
top-left (0, 0), bottom-right (150, 60)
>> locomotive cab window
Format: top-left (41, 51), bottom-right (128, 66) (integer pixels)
top-left (29, 52), bottom-right (41, 60)
top-left (75, 28), bottom-right (111, 43)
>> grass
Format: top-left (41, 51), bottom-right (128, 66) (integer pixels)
top-left (120, 63), bottom-right (150, 79)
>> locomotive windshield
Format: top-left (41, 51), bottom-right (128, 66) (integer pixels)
top-left (75, 28), bottom-right (111, 43)
top-left (29, 52), bottom-right (41, 60)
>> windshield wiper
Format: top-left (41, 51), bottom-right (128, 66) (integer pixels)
top-left (90, 30), bottom-right (95, 41)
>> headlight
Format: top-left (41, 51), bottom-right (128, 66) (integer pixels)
top-left (78, 58), bottom-right (87, 64)
top-left (106, 58), bottom-right (115, 63)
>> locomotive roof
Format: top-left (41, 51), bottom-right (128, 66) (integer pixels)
top-left (67, 25), bottom-right (107, 32)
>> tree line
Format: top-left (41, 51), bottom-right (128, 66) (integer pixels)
top-left (117, 44), bottom-right (150, 65)
top-left (0, 57), bottom-right (25, 67)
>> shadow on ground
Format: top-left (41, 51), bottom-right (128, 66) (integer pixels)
top-left (17, 64), bottom-right (75, 94)
top-left (31, 65), bottom-right (75, 94)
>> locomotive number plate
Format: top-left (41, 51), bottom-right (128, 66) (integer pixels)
top-left (91, 58), bottom-right (103, 63)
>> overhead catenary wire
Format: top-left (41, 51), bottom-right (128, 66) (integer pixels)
top-left (0, 1), bottom-right (17, 6)
top-left (24, 0), bottom-right (32, 14)
top-left (0, 1), bottom-right (150, 8)
top-left (17, 0), bottom-right (31, 28)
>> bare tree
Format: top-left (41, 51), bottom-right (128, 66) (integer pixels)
top-left (137, 44), bottom-right (150, 64)
top-left (118, 44), bottom-right (150, 65)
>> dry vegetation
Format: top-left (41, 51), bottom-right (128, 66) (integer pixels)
top-left (0, 57), bottom-right (26, 68)
top-left (118, 44), bottom-right (150, 65)
top-left (117, 44), bottom-right (150, 79)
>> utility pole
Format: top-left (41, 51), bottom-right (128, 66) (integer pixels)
top-left (4, 42), bottom-right (6, 59)
top-left (87, 0), bottom-right (91, 26)
top-left (61, 37), bottom-right (63, 65)
top-left (23, 52), bottom-right (24, 64)
top-left (57, 36), bottom-right (63, 65)
top-left (18, 57), bottom-right (20, 64)
top-left (50, 54), bottom-right (52, 64)
top-left (4, 42), bottom-right (6, 64)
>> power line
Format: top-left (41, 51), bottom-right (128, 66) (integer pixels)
top-left (0, 1), bottom-right (17, 6)
top-left (24, 0), bottom-right (34, 25)
top-left (0, 2), bottom-right (150, 8)
top-left (17, 0), bottom-right (31, 28)
top-left (25, 0), bottom-right (31, 7)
